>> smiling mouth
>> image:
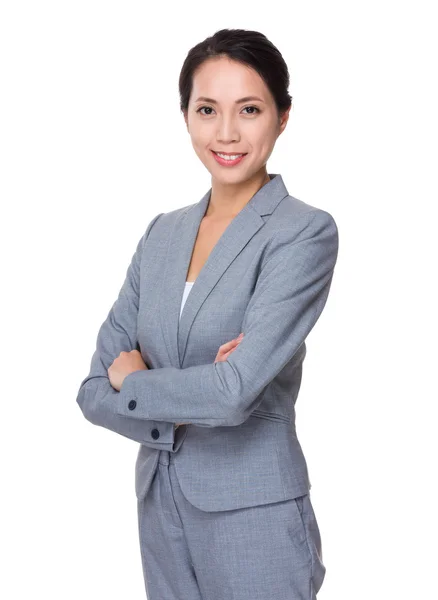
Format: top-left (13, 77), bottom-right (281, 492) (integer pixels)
top-left (212, 151), bottom-right (248, 159)
top-left (212, 151), bottom-right (247, 154)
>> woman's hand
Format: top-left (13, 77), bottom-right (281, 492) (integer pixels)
top-left (175, 333), bottom-right (244, 428)
top-left (214, 332), bottom-right (244, 363)
top-left (108, 349), bottom-right (148, 392)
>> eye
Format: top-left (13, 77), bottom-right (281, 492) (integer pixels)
top-left (196, 105), bottom-right (261, 116)
top-left (197, 106), bottom-right (214, 115)
top-left (242, 106), bottom-right (260, 115)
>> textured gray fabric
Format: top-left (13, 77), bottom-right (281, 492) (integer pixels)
top-left (137, 449), bottom-right (326, 599)
top-left (76, 173), bottom-right (339, 512)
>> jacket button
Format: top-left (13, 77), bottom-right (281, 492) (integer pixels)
top-left (151, 428), bottom-right (160, 440)
top-left (128, 400), bottom-right (137, 410)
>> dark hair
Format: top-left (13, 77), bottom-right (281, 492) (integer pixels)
top-left (179, 28), bottom-right (292, 120)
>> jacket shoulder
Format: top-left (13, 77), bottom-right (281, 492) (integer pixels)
top-left (141, 203), bottom-right (188, 242)
top-left (281, 194), bottom-right (336, 223)
top-left (268, 194), bottom-right (338, 239)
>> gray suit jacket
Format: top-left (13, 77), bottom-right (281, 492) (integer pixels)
top-left (76, 173), bottom-right (339, 511)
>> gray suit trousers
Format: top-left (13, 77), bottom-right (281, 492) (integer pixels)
top-left (137, 449), bottom-right (326, 600)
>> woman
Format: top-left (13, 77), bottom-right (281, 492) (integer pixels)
top-left (77, 28), bottom-right (339, 599)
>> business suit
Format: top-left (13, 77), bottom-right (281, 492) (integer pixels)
top-left (76, 173), bottom-right (339, 598)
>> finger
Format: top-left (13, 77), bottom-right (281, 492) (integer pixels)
top-left (220, 340), bottom-right (237, 352)
top-left (220, 338), bottom-right (241, 352)
top-left (215, 348), bottom-right (232, 363)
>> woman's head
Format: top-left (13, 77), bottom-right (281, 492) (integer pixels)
top-left (179, 29), bottom-right (292, 185)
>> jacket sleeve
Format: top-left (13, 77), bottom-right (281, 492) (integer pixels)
top-left (75, 212), bottom-right (185, 451)
top-left (116, 209), bottom-right (339, 427)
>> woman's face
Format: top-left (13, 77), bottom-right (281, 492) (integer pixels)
top-left (184, 56), bottom-right (289, 185)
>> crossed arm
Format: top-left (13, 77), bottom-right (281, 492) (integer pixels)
top-left (76, 208), bottom-right (338, 441)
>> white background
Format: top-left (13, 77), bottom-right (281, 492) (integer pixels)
top-left (1, 1), bottom-right (436, 598)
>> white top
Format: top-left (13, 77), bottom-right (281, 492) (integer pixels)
top-left (179, 280), bottom-right (195, 319)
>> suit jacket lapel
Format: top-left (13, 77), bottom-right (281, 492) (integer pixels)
top-left (159, 173), bottom-right (290, 368)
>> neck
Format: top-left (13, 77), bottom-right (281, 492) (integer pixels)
top-left (206, 169), bottom-right (271, 219)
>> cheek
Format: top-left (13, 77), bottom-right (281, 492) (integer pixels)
top-left (248, 123), bottom-right (276, 150)
top-left (258, 130), bottom-right (277, 154)
top-left (190, 130), bottom-right (211, 152)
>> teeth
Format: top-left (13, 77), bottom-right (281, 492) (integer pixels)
top-left (216, 152), bottom-right (244, 160)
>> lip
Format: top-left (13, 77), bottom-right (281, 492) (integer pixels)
top-left (211, 150), bottom-right (248, 167)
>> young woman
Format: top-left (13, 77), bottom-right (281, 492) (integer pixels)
top-left (77, 28), bottom-right (339, 600)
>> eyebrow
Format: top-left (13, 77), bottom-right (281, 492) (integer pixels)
top-left (194, 96), bottom-right (265, 104)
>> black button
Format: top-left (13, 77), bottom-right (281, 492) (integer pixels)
top-left (128, 399), bottom-right (137, 410)
top-left (151, 428), bottom-right (160, 440)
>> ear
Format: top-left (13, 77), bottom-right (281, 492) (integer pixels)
top-left (277, 106), bottom-right (291, 137)
top-left (183, 110), bottom-right (189, 132)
